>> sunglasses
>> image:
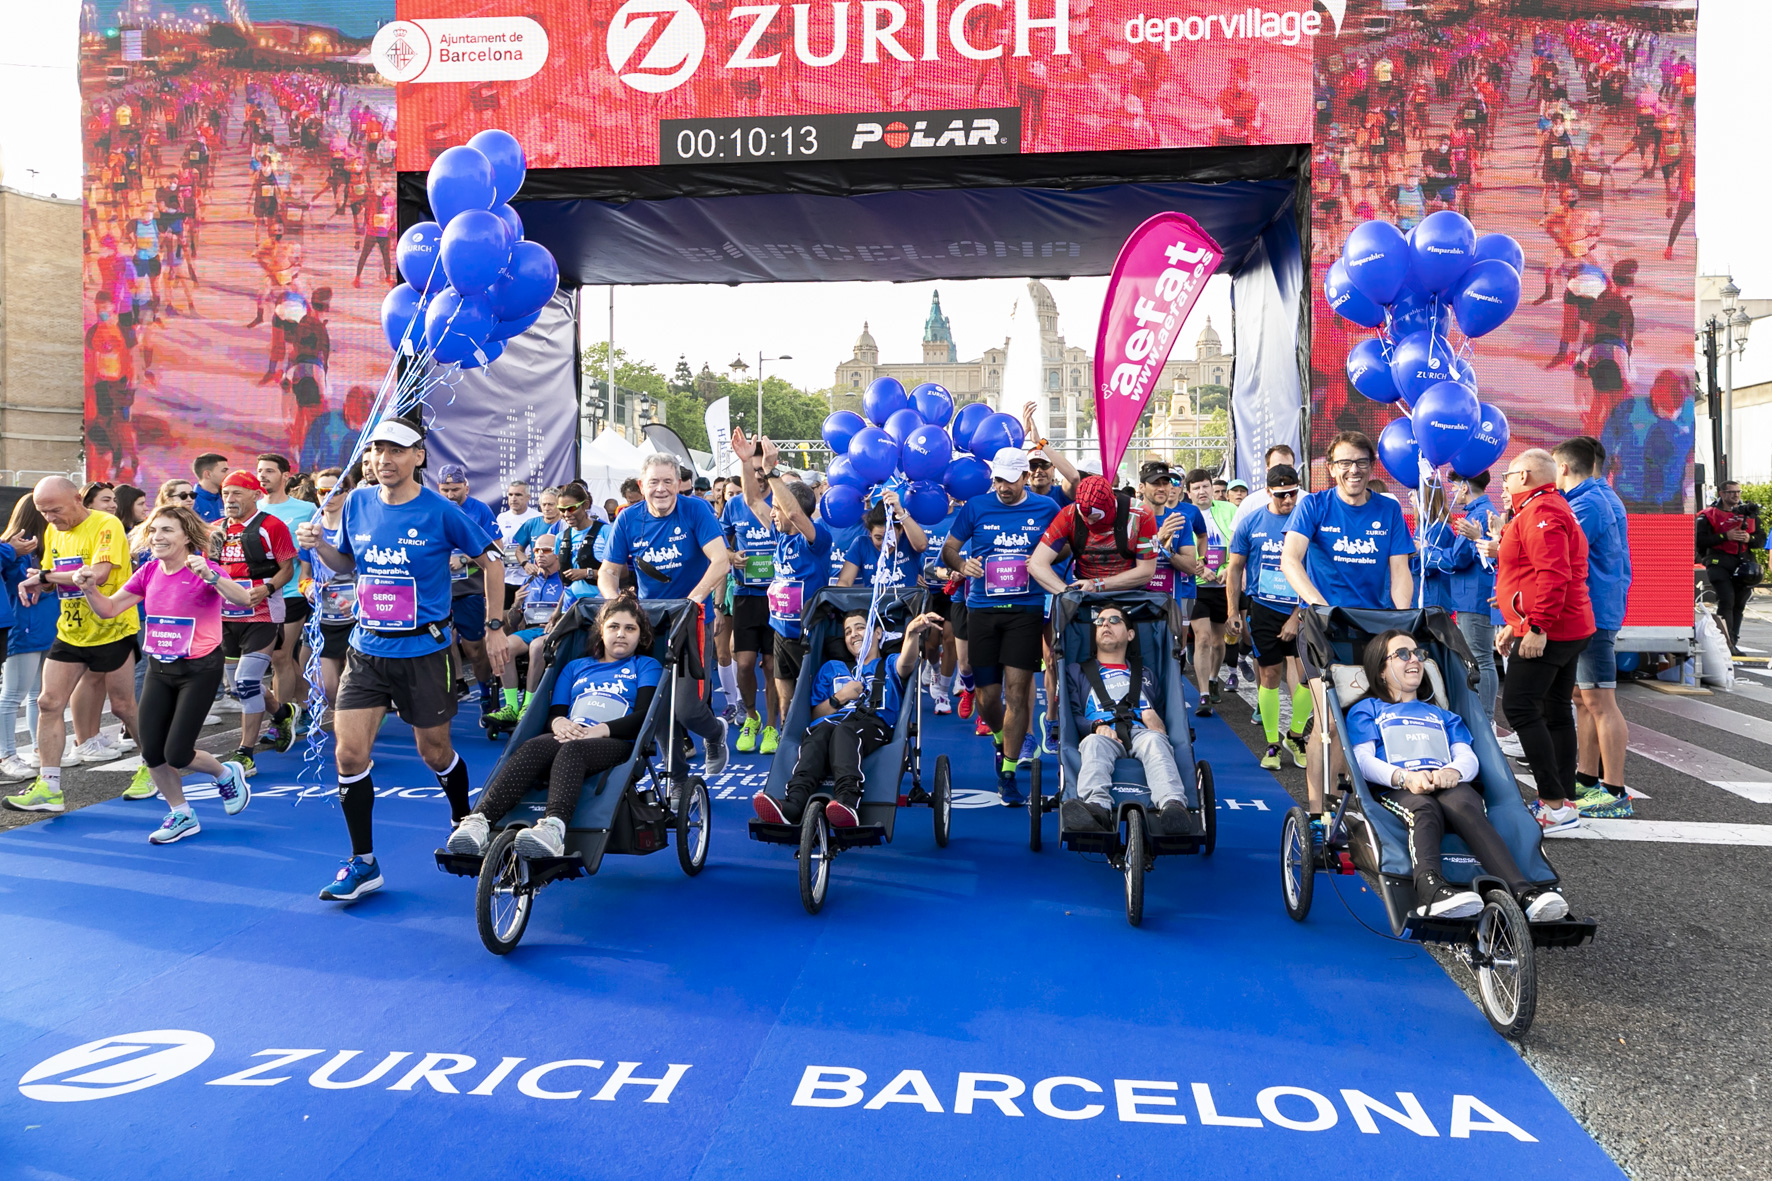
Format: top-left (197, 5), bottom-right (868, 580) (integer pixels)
top-left (171, 491), bottom-right (195, 501)
top-left (1270, 488), bottom-right (1300, 499)
top-left (1095, 614), bottom-right (1126, 628)
top-left (1028, 460), bottom-right (1053, 471)
top-left (557, 501), bottom-right (586, 512)
top-left (1387, 647), bottom-right (1428, 664)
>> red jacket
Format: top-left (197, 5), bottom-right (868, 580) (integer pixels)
top-left (1496, 483), bottom-right (1595, 642)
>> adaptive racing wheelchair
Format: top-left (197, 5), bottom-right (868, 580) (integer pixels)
top-left (1028, 590), bottom-right (1216, 927)
top-left (747, 586), bottom-right (948, 915)
top-left (436, 597), bottom-right (712, 955)
top-left (1279, 607), bottom-right (1597, 1039)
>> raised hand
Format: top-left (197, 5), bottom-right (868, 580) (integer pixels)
top-left (730, 427), bottom-right (756, 461)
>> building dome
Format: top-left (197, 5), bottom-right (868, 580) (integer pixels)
top-left (1196, 316), bottom-right (1222, 360)
top-left (856, 321), bottom-right (877, 352)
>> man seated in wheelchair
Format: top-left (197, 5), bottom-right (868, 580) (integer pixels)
top-left (448, 594), bottom-right (661, 859)
top-left (752, 608), bottom-right (943, 828)
top-left (484, 532), bottom-right (569, 725)
top-left (1060, 604), bottom-right (1201, 836)
top-left (1349, 630), bottom-right (1570, 923)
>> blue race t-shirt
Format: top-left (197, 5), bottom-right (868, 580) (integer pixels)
top-left (721, 495), bottom-right (776, 597)
top-left (919, 509), bottom-right (958, 588)
top-left (603, 495), bottom-right (724, 617)
top-left (769, 521), bottom-right (833, 638)
top-left (947, 489), bottom-right (1060, 610)
top-left (193, 485), bottom-right (224, 523)
top-left (550, 653), bottom-right (663, 723)
top-left (447, 496), bottom-right (499, 597)
top-left (1284, 489), bottom-right (1414, 608)
top-left (844, 532), bottom-right (921, 589)
top-left (516, 571), bottom-right (566, 628)
top-left (1230, 506), bottom-right (1301, 612)
top-left (1066, 660), bottom-right (1158, 732)
top-left (1344, 697), bottom-right (1473, 771)
top-left (810, 655), bottom-right (905, 728)
top-left (258, 497), bottom-right (318, 599)
top-left (336, 486), bottom-right (495, 657)
top-left (826, 521), bottom-right (865, 581)
top-left (1153, 501), bottom-right (1206, 596)
top-left (513, 514), bottom-right (561, 552)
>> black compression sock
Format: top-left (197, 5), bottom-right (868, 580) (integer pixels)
top-left (339, 767), bottom-right (375, 856)
top-left (436, 753), bottom-right (472, 822)
top-left (1573, 771), bottom-right (1600, 790)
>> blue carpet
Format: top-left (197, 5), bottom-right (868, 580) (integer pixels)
top-left (0, 696), bottom-right (1621, 1180)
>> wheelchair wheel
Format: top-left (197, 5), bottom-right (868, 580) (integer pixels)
top-left (798, 805), bottom-right (831, 915)
top-left (1196, 761), bottom-right (1216, 856)
top-left (1474, 889), bottom-right (1538, 1040)
top-left (475, 828), bottom-right (532, 956)
top-left (676, 776), bottom-right (710, 877)
top-left (932, 755), bottom-right (951, 849)
top-left (1027, 759), bottom-right (1043, 852)
top-left (1123, 809), bottom-right (1146, 928)
top-left (1280, 806), bottom-right (1314, 922)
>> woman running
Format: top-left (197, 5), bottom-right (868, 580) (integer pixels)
top-left (74, 505), bottom-right (257, 844)
top-left (446, 593), bottom-right (661, 861)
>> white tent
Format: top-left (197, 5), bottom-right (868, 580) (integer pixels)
top-left (580, 428), bottom-right (646, 508)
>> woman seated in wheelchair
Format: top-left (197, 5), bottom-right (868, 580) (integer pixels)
top-left (1059, 604), bottom-right (1199, 836)
top-left (448, 593), bottom-right (661, 860)
top-left (1349, 630), bottom-right (1569, 923)
top-left (752, 608), bottom-right (943, 828)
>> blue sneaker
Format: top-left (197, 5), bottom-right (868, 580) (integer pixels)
top-left (1017, 731), bottom-right (1039, 767)
top-left (997, 764), bottom-right (1025, 807)
top-left (148, 808), bottom-right (201, 845)
top-left (318, 856), bottom-right (383, 902)
top-left (1308, 817), bottom-right (1326, 849)
top-left (215, 760), bottom-right (251, 817)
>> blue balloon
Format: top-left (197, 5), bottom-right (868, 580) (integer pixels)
top-left (1450, 402), bottom-right (1510, 478)
top-left (1412, 380), bottom-right (1482, 467)
top-left (1377, 417), bottom-right (1423, 487)
top-left (967, 413), bottom-right (1025, 462)
top-left (884, 408), bottom-right (925, 445)
top-left (847, 426), bottom-right (899, 483)
top-left (826, 454), bottom-right (867, 490)
top-left (426, 145), bottom-right (497, 227)
top-left (1389, 303), bottom-right (1441, 341)
top-left (487, 309), bottom-right (542, 342)
top-left (423, 288), bottom-right (493, 365)
top-left (911, 382), bottom-right (954, 427)
top-left (904, 481), bottom-right (949, 527)
top-left (951, 402), bottom-right (994, 453)
top-left (901, 424), bottom-right (952, 481)
top-left (466, 129), bottom-right (527, 205)
top-left (1345, 337), bottom-right (1402, 404)
top-left (821, 486), bottom-right (866, 530)
top-left (381, 284), bottom-right (425, 355)
top-left (1326, 259), bottom-right (1387, 328)
top-left (458, 338), bottom-right (506, 370)
top-left (863, 377), bottom-right (910, 427)
top-left (1451, 258), bottom-right (1523, 339)
top-left (822, 410), bottom-right (867, 456)
top-left (1388, 330), bottom-right (1475, 401)
top-left (1471, 232), bottom-right (1525, 276)
top-left (1409, 209), bottom-right (1477, 294)
top-left (1341, 219), bottom-right (1411, 305)
top-left (491, 202), bottom-right (524, 245)
top-left (488, 241), bottom-right (559, 321)
top-left (440, 208), bottom-right (512, 296)
top-left (396, 221), bottom-right (446, 293)
top-left (942, 455), bottom-right (991, 500)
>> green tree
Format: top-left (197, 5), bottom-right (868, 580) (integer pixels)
top-left (1193, 384), bottom-right (1232, 414)
top-left (581, 343), bottom-right (712, 450)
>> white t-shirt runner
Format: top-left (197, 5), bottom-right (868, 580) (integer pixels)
top-left (497, 507), bottom-right (542, 586)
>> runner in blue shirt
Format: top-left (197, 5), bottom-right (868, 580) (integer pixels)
top-left (836, 491), bottom-right (927, 588)
top-left (939, 447), bottom-right (1059, 804)
top-left (916, 500), bottom-right (964, 717)
top-left (1224, 464), bottom-right (1312, 772)
top-left (438, 464), bottom-right (502, 720)
top-left (253, 453), bottom-right (318, 730)
top-left (295, 415), bottom-right (505, 902)
top-left (721, 468), bottom-right (780, 754)
top-left (598, 454), bottom-right (731, 787)
top-left (552, 485), bottom-right (606, 605)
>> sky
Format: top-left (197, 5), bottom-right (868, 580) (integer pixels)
top-left (2, 0), bottom-right (1765, 390)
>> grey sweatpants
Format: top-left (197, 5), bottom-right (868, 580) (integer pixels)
top-left (1076, 729), bottom-right (1186, 809)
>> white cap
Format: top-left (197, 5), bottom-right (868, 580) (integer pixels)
top-left (366, 417), bottom-right (424, 448)
top-left (1073, 453), bottom-right (1103, 476)
top-left (989, 447), bottom-right (1031, 482)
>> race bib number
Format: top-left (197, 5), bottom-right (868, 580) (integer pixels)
top-left (1379, 717), bottom-right (1453, 771)
top-left (743, 551), bottom-right (774, 583)
top-left (142, 615), bottom-right (195, 662)
top-left (1205, 543), bottom-right (1226, 572)
top-left (1147, 565), bottom-right (1175, 594)
top-left (569, 690), bottom-right (631, 724)
top-left (984, 556), bottom-right (1029, 597)
top-left (53, 555), bottom-right (85, 600)
top-left (450, 554), bottom-right (469, 582)
top-left (356, 574), bottom-right (417, 629)
top-left (1257, 565), bottom-right (1298, 604)
top-left (524, 598), bottom-right (557, 626)
top-left (320, 580), bottom-right (357, 623)
top-left (767, 578), bottom-right (803, 620)
top-left (220, 579), bottom-right (259, 618)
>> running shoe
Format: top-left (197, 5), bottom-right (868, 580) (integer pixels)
top-left (70, 736), bottom-right (117, 765)
top-left (1523, 888), bottom-right (1571, 923)
top-left (216, 761), bottom-right (251, 816)
top-left (1060, 798), bottom-right (1111, 832)
top-left (1307, 816), bottom-right (1325, 849)
top-left (1223, 670), bottom-right (1239, 693)
top-left (1044, 717), bottom-right (1059, 754)
top-left (824, 798), bottom-right (860, 828)
top-left (1530, 799), bottom-right (1582, 834)
top-left (759, 726), bottom-right (779, 756)
top-left (975, 715), bottom-right (992, 737)
top-left (108, 731), bottom-right (137, 754)
top-left (21, 749), bottom-right (39, 769)
top-left (932, 688), bottom-right (952, 715)
top-left (1422, 884), bottom-right (1483, 920)
top-left (318, 856), bottom-right (383, 902)
top-left (1260, 744), bottom-right (1282, 770)
top-left (515, 816), bottom-right (567, 859)
top-left (1495, 727), bottom-right (1525, 758)
top-left (3, 779), bottom-right (64, 812)
top-left (735, 715), bottom-right (760, 753)
top-left (149, 808), bottom-right (201, 845)
top-left (1017, 732), bottom-right (1038, 767)
top-left (271, 703), bottom-right (302, 753)
top-left (0, 754), bottom-right (35, 783)
top-left (1249, 704), bottom-right (1261, 726)
top-left (1159, 799), bottom-right (1203, 837)
top-left (1208, 678), bottom-right (1222, 704)
top-left (751, 792), bottom-right (787, 825)
top-left (1238, 654), bottom-right (1256, 682)
top-left (446, 813), bottom-right (490, 855)
top-left (721, 702), bottom-right (745, 728)
top-left (1194, 701), bottom-right (1215, 718)
top-left (1575, 786), bottom-right (1634, 819)
top-left (482, 703), bottom-right (521, 727)
top-left (122, 765), bottom-right (158, 800)
top-left (957, 689), bottom-right (975, 719)
top-left (1285, 733), bottom-right (1308, 769)
top-left (221, 750), bottom-right (257, 779)
top-left (700, 719), bottom-right (730, 778)
top-left (996, 764), bottom-right (1025, 807)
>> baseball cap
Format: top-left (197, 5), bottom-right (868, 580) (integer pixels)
top-left (693, 476), bottom-right (712, 492)
top-left (437, 463), bottom-right (468, 484)
top-left (989, 448), bottom-right (1031, 482)
top-left (1228, 479), bottom-right (1250, 492)
top-left (1074, 454), bottom-right (1103, 477)
top-left (1138, 460), bottom-right (1175, 485)
top-left (1265, 464), bottom-right (1301, 493)
top-left (222, 470), bottom-right (263, 494)
top-left (366, 415), bottom-right (425, 448)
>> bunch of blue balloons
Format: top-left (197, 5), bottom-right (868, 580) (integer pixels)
top-left (1326, 209), bottom-right (1520, 484)
top-left (380, 129), bottom-right (560, 370)
top-left (817, 378), bottom-right (1027, 529)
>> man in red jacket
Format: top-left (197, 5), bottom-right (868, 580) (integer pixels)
top-left (1493, 449), bottom-right (1596, 834)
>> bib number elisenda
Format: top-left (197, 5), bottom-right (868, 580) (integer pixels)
top-left (984, 555), bottom-right (1029, 597)
top-left (1378, 717), bottom-right (1453, 771)
top-left (356, 574), bottom-right (418, 630)
top-left (142, 615), bottom-right (196, 662)
top-left (767, 577), bottom-right (803, 620)
top-left (569, 690), bottom-right (630, 724)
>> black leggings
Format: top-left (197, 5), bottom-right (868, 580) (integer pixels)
top-left (1501, 635), bottom-right (1588, 804)
top-left (1379, 782), bottom-right (1531, 898)
top-left (782, 712), bottom-right (891, 822)
top-left (139, 649), bottom-right (226, 770)
top-left (474, 734), bottom-right (633, 824)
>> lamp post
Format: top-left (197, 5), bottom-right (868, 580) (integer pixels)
top-left (1699, 279), bottom-right (1756, 499)
top-left (754, 352), bottom-right (793, 437)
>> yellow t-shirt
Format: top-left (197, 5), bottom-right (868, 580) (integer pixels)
top-left (46, 510), bottom-right (139, 646)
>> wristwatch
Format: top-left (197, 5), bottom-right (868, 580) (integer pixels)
top-left (486, 619), bottom-right (504, 631)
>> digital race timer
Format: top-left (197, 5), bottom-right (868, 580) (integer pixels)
top-left (660, 108), bottom-right (1021, 165)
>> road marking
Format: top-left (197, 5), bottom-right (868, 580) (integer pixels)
top-left (1722, 679), bottom-right (1772, 706)
top-left (1618, 714), bottom-right (1772, 805)
top-left (1627, 687), bottom-right (1772, 747)
top-left (1547, 819), bottom-right (1772, 846)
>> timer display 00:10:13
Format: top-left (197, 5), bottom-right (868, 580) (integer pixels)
top-left (670, 123), bottom-right (820, 162)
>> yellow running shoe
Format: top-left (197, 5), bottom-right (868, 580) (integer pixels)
top-left (759, 726), bottom-right (779, 755)
top-left (122, 764), bottom-right (158, 800)
top-left (736, 715), bottom-right (760, 753)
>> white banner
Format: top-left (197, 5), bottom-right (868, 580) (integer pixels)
top-left (705, 397), bottom-right (734, 476)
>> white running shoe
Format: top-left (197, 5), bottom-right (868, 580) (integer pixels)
top-left (22, 749), bottom-right (39, 769)
top-left (70, 736), bottom-right (117, 765)
top-left (446, 812), bottom-right (490, 855)
top-left (105, 730), bottom-right (137, 754)
top-left (0, 754), bottom-right (34, 783)
top-left (515, 816), bottom-right (566, 859)
top-left (1524, 889), bottom-right (1570, 922)
top-left (1495, 727), bottom-right (1525, 758)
